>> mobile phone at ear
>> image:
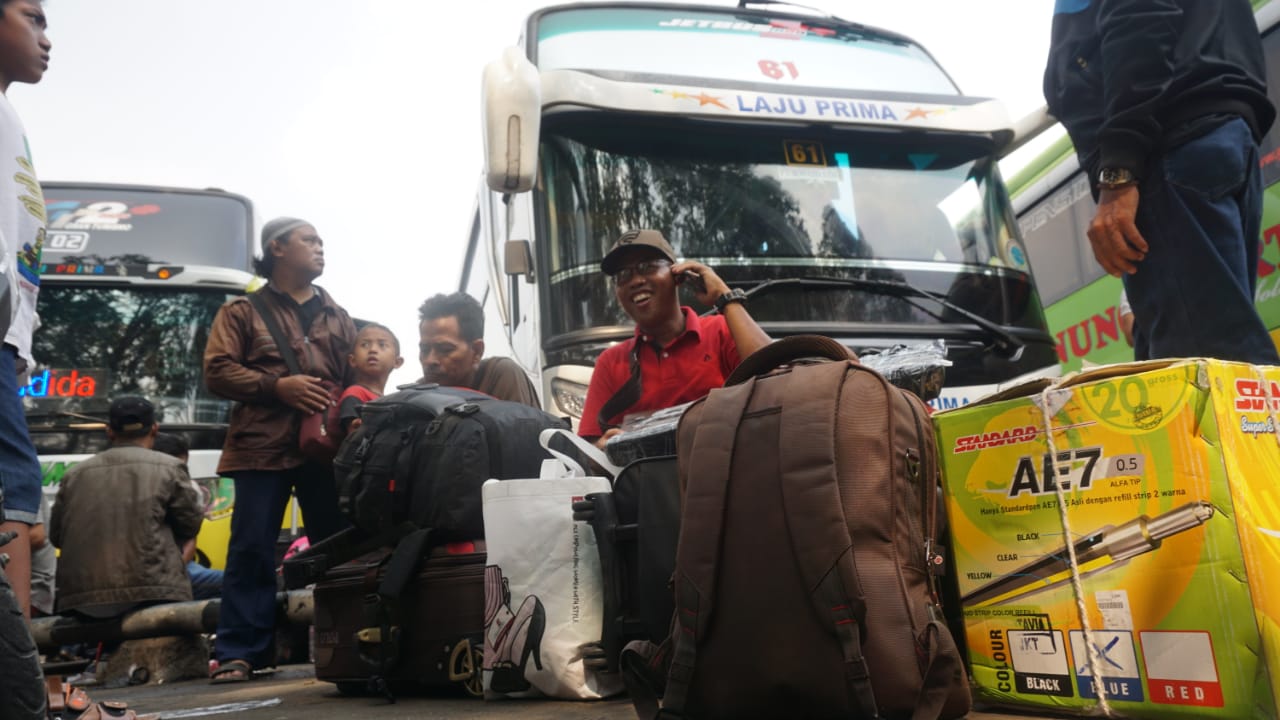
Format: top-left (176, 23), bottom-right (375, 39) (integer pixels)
top-left (678, 270), bottom-right (706, 293)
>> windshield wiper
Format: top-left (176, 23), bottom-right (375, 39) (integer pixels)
top-left (738, 275), bottom-right (1026, 361)
top-left (24, 410), bottom-right (107, 426)
top-left (24, 412), bottom-right (228, 431)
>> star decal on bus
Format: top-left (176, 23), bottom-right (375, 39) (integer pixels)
top-left (904, 106), bottom-right (953, 121)
top-left (693, 92), bottom-right (728, 109)
top-left (652, 88), bottom-right (729, 111)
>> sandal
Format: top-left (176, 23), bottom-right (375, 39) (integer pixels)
top-left (46, 675), bottom-right (93, 720)
top-left (209, 658), bottom-right (253, 684)
top-left (77, 700), bottom-right (158, 720)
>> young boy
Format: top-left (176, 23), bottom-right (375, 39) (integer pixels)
top-left (338, 323), bottom-right (403, 434)
top-left (0, 0), bottom-right (52, 621)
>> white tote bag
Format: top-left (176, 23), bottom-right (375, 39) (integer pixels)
top-left (481, 428), bottom-right (624, 699)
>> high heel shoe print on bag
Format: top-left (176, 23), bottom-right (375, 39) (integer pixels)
top-left (483, 564), bottom-right (546, 693)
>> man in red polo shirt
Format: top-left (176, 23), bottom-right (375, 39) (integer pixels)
top-left (578, 229), bottom-right (771, 448)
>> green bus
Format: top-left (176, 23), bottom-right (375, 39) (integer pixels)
top-left (1007, 0), bottom-right (1280, 373)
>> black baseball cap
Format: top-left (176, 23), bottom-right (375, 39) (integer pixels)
top-left (600, 229), bottom-right (678, 275)
top-left (108, 396), bottom-right (156, 433)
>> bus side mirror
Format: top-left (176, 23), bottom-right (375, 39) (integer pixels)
top-left (1000, 105), bottom-right (1056, 159)
top-left (483, 46), bottom-right (541, 194)
top-left (504, 239), bottom-right (534, 283)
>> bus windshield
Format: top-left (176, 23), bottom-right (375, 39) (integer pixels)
top-left (537, 115), bottom-right (1037, 340)
top-left (24, 285), bottom-right (235, 442)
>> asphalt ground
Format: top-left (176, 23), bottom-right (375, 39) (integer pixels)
top-left (85, 665), bottom-right (1072, 720)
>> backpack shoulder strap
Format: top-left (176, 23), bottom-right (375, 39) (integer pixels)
top-left (248, 291), bottom-right (302, 376)
top-left (776, 360), bottom-right (879, 719)
top-left (661, 378), bottom-right (755, 717)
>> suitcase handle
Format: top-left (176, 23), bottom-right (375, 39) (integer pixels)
top-left (725, 335), bottom-right (857, 386)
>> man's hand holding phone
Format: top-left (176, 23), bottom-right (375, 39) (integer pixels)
top-left (672, 260), bottom-right (727, 307)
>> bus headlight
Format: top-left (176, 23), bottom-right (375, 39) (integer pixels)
top-left (550, 377), bottom-right (588, 418)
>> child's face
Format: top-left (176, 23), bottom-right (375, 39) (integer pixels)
top-left (350, 327), bottom-right (403, 381)
top-left (0, 1), bottom-right (50, 90)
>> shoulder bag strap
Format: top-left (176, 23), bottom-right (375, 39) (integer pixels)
top-left (596, 340), bottom-right (645, 432)
top-left (248, 291), bottom-right (303, 376)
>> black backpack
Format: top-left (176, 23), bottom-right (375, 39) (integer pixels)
top-left (282, 383), bottom-right (567, 591)
top-left (335, 383), bottom-right (566, 537)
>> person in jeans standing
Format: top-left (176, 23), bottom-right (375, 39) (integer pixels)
top-left (203, 217), bottom-right (356, 682)
top-left (0, 0), bottom-right (51, 623)
top-left (1044, 0), bottom-right (1280, 364)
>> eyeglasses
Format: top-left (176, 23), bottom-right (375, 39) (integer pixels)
top-left (611, 259), bottom-right (671, 285)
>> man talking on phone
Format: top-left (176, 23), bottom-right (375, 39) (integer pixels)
top-left (578, 229), bottom-right (771, 448)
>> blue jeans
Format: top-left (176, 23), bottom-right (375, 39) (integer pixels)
top-left (187, 561), bottom-right (223, 601)
top-left (1124, 117), bottom-right (1280, 364)
top-left (0, 346), bottom-right (42, 524)
top-left (214, 463), bottom-right (348, 667)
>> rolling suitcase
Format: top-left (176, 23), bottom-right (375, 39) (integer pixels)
top-left (311, 541), bottom-right (486, 697)
top-left (577, 455), bottom-right (681, 675)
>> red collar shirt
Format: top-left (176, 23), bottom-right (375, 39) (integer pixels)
top-left (578, 306), bottom-right (741, 439)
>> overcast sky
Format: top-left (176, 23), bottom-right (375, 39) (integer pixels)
top-left (12, 0), bottom-right (1057, 386)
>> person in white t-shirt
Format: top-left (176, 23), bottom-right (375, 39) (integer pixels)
top-left (0, 0), bottom-right (51, 619)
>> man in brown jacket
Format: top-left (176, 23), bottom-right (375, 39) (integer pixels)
top-left (203, 217), bottom-right (356, 683)
top-left (51, 396), bottom-right (204, 618)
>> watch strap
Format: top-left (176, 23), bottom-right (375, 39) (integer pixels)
top-left (714, 288), bottom-right (748, 313)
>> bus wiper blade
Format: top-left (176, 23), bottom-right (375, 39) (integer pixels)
top-left (740, 276), bottom-right (1026, 361)
top-left (25, 409), bottom-right (107, 425)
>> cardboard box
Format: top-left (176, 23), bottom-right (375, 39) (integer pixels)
top-left (934, 359), bottom-right (1280, 718)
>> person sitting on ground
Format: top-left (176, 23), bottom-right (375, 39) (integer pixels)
top-left (152, 432), bottom-right (223, 601)
top-left (338, 322), bottom-right (403, 434)
top-left (578, 229), bottom-right (771, 449)
top-left (418, 292), bottom-right (540, 407)
top-left (29, 492), bottom-right (55, 618)
top-left (50, 396), bottom-right (204, 619)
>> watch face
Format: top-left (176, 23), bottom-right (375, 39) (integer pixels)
top-left (1099, 168), bottom-right (1134, 186)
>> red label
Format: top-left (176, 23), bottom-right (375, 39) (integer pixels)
top-left (1148, 680), bottom-right (1224, 707)
top-left (952, 425), bottom-right (1040, 454)
top-left (1234, 378), bottom-right (1280, 412)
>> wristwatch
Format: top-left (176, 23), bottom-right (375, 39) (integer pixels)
top-left (714, 288), bottom-right (748, 313)
top-left (1097, 167), bottom-right (1137, 190)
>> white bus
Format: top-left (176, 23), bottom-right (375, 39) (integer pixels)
top-left (463, 2), bottom-right (1061, 420)
top-left (27, 182), bottom-right (256, 569)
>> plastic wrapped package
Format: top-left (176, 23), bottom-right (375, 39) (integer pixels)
top-left (603, 401), bottom-right (695, 467)
top-left (857, 340), bottom-right (952, 402)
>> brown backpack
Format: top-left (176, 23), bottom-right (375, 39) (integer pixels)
top-left (630, 335), bottom-right (970, 720)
